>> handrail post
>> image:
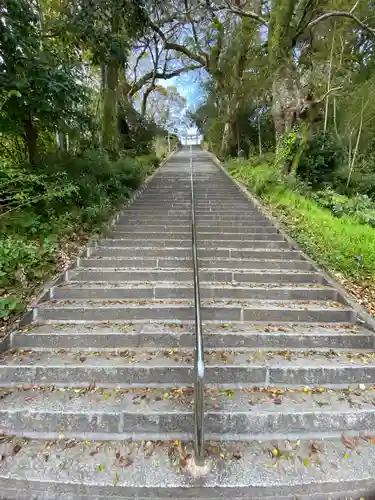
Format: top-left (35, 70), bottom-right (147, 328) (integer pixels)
top-left (190, 144), bottom-right (205, 465)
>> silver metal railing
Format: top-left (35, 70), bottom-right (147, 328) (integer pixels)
top-left (189, 145), bottom-right (205, 464)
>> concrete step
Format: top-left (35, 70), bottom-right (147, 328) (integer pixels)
top-left (117, 216), bottom-right (268, 224)
top-left (2, 386), bottom-right (375, 441)
top-left (112, 224), bottom-right (278, 233)
top-left (12, 323), bottom-right (374, 351)
top-left (70, 268), bottom-right (323, 284)
top-left (99, 238), bottom-right (289, 249)
top-left (80, 257), bottom-right (193, 269)
top-left (0, 436), bottom-right (373, 499)
top-left (79, 257), bottom-right (311, 271)
top-left (52, 283), bottom-right (336, 302)
top-left (99, 238), bottom-right (192, 247)
top-left (35, 299), bottom-right (354, 323)
top-left (107, 232), bottom-right (284, 241)
top-left (1, 349), bottom-right (375, 388)
top-left (92, 247), bottom-right (302, 260)
top-left (37, 301), bottom-right (195, 322)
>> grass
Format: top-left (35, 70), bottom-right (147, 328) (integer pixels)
top-left (227, 159), bottom-right (375, 285)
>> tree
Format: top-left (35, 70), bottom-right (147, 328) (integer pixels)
top-left (0, 0), bottom-right (89, 163)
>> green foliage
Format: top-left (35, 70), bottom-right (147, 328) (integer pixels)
top-left (297, 134), bottom-right (344, 188)
top-left (0, 151), bottom-right (158, 322)
top-left (228, 157), bottom-right (281, 195)
top-left (335, 157), bottom-right (375, 198)
top-left (311, 188), bottom-right (375, 227)
top-left (0, 237), bottom-right (57, 288)
top-left (0, 296), bottom-right (25, 320)
top-left (0, 0), bottom-right (90, 161)
top-left (229, 159), bottom-right (375, 281)
top-left (274, 129), bottom-right (298, 170)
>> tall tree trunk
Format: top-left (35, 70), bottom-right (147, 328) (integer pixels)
top-left (324, 22), bottom-right (336, 135)
top-left (268, 0), bottom-right (300, 140)
top-left (258, 114), bottom-right (262, 157)
top-left (102, 64), bottom-right (119, 155)
top-left (23, 115), bottom-right (38, 165)
top-left (101, 6), bottom-right (120, 156)
top-left (271, 64), bottom-right (301, 139)
top-left (56, 131), bottom-right (65, 150)
top-left (220, 119), bottom-right (236, 157)
top-left (347, 99), bottom-right (364, 187)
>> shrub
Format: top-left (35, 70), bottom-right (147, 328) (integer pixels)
top-left (297, 133), bottom-right (344, 188)
top-left (0, 236), bottom-right (57, 288)
top-left (311, 188), bottom-right (375, 227)
top-left (0, 150), bottom-right (157, 323)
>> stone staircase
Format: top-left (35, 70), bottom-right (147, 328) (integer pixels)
top-left (1, 148), bottom-right (375, 498)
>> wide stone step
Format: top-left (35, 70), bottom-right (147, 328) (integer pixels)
top-left (99, 238), bottom-right (289, 249)
top-left (118, 216), bottom-right (268, 224)
top-left (79, 257), bottom-right (311, 271)
top-left (0, 436), bottom-right (373, 499)
top-left (52, 283), bottom-right (335, 301)
top-left (0, 349), bottom-right (375, 388)
top-left (12, 323), bottom-right (373, 351)
top-left (37, 301), bottom-right (195, 322)
top-left (107, 231), bottom-right (284, 241)
top-left (99, 238), bottom-right (192, 247)
top-left (70, 268), bottom-right (323, 284)
top-left (92, 246), bottom-right (302, 260)
top-left (36, 299), bottom-right (354, 323)
top-left (2, 386), bottom-right (375, 441)
top-left (113, 224), bottom-right (278, 233)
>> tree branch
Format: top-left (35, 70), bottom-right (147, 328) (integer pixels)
top-left (350, 0), bottom-right (361, 13)
top-left (146, 15), bottom-right (208, 67)
top-left (316, 86), bottom-right (343, 104)
top-left (129, 64), bottom-right (202, 96)
top-left (224, 0), bottom-right (268, 25)
top-left (307, 11), bottom-right (375, 38)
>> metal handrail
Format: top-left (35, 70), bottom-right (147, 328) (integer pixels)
top-left (190, 145), bottom-right (205, 465)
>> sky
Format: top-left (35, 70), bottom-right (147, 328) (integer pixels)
top-left (163, 69), bottom-right (205, 109)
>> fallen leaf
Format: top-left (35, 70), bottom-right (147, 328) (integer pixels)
top-left (103, 393), bottom-right (110, 400)
top-left (342, 433), bottom-right (356, 449)
top-left (97, 464), bottom-right (105, 472)
top-left (117, 455), bottom-right (133, 468)
top-left (311, 442), bottom-right (321, 453)
top-left (144, 441), bottom-right (155, 457)
top-left (303, 458), bottom-right (310, 467)
top-left (12, 444), bottom-right (22, 455)
top-left (271, 448), bottom-right (279, 457)
top-left (343, 452), bottom-right (350, 459)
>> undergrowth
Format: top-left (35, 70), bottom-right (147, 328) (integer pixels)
top-left (227, 158), bottom-right (375, 285)
top-left (0, 150), bottom-right (159, 324)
